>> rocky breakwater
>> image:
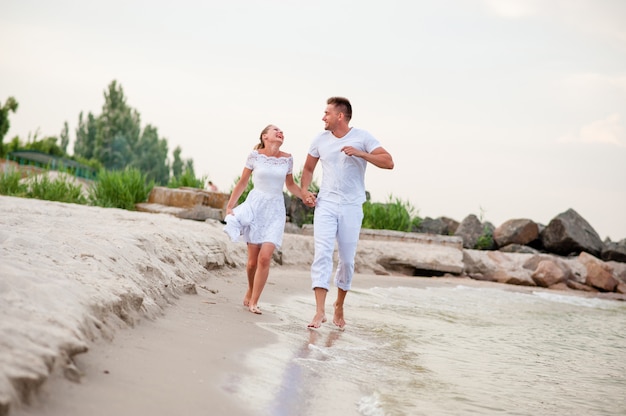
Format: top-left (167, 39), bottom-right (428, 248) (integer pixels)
top-left (405, 208), bottom-right (626, 300)
top-left (141, 189), bottom-right (626, 299)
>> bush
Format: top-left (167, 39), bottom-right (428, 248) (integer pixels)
top-left (1, 169), bottom-right (87, 204)
top-left (89, 168), bottom-right (153, 210)
top-left (168, 170), bottom-right (204, 189)
top-left (362, 195), bottom-right (419, 232)
top-left (0, 169), bottom-right (27, 196)
top-left (475, 226), bottom-right (494, 250)
top-left (26, 173), bottom-right (87, 204)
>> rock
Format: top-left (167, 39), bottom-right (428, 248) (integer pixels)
top-left (463, 249), bottom-right (536, 286)
top-left (440, 217), bottom-right (460, 234)
top-left (541, 208), bottom-right (604, 257)
top-left (602, 238), bottom-right (626, 263)
top-left (355, 234), bottom-right (465, 276)
top-left (579, 252), bottom-right (619, 292)
top-left (454, 214), bottom-right (484, 249)
top-left (414, 217), bottom-right (449, 235)
top-left (566, 280), bottom-right (597, 292)
top-left (288, 196), bottom-right (314, 227)
top-left (493, 218), bottom-right (539, 248)
top-left (531, 260), bottom-right (566, 287)
top-left (138, 186), bottom-right (229, 221)
top-left (607, 260), bottom-right (626, 283)
top-left (499, 244), bottom-right (539, 254)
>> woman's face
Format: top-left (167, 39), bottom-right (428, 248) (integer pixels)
top-left (263, 125), bottom-right (284, 145)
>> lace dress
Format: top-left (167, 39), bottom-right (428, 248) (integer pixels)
top-left (223, 150), bottom-right (293, 249)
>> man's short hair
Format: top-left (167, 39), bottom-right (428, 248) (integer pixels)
top-left (327, 97), bottom-right (352, 121)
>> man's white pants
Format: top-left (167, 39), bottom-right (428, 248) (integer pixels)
top-left (311, 200), bottom-right (364, 291)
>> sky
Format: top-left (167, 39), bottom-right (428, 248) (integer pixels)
top-left (1, 0), bottom-right (625, 240)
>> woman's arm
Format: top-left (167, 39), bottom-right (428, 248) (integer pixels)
top-left (225, 167), bottom-right (252, 215)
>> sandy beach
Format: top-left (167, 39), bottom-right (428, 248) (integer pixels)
top-left (3, 195), bottom-right (624, 416)
top-left (0, 195), bottom-right (461, 416)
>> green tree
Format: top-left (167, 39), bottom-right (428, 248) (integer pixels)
top-left (171, 146), bottom-right (183, 178)
top-left (134, 124), bottom-right (170, 184)
top-left (60, 121), bottom-right (70, 154)
top-left (25, 136), bottom-right (64, 157)
top-left (96, 80), bottom-right (141, 170)
top-left (74, 111), bottom-right (98, 159)
top-left (0, 97), bottom-right (19, 157)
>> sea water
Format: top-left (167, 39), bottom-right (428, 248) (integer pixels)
top-left (232, 284), bottom-right (626, 416)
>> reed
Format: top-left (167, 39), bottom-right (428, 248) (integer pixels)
top-left (89, 168), bottom-right (153, 210)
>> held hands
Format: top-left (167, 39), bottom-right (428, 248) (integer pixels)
top-left (302, 191), bottom-right (317, 207)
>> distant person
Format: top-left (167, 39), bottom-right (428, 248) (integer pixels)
top-left (224, 125), bottom-right (311, 314)
top-left (300, 97), bottom-right (394, 329)
top-left (207, 181), bottom-right (218, 192)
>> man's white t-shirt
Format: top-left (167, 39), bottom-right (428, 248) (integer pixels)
top-left (308, 127), bottom-right (381, 205)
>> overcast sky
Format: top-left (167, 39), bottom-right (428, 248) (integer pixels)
top-left (2, 0), bottom-right (625, 240)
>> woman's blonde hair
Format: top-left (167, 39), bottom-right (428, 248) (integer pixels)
top-left (254, 124), bottom-right (273, 149)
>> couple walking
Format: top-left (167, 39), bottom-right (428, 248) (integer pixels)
top-left (223, 97), bottom-right (394, 329)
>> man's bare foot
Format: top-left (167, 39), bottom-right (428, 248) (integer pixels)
top-left (333, 302), bottom-right (345, 329)
top-left (249, 305), bottom-right (262, 314)
top-left (307, 313), bottom-right (327, 329)
top-left (243, 298), bottom-right (250, 307)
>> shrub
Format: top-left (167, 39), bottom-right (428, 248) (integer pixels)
top-left (168, 170), bottom-right (204, 189)
top-left (26, 173), bottom-right (87, 204)
top-left (475, 226), bottom-right (494, 250)
top-left (0, 169), bottom-right (27, 196)
top-left (89, 168), bottom-right (153, 210)
top-left (362, 195), bottom-right (418, 232)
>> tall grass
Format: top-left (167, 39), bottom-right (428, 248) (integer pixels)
top-left (0, 169), bottom-right (87, 204)
top-left (27, 173), bottom-right (87, 204)
top-left (362, 195), bottom-right (421, 232)
top-left (0, 169), bottom-right (27, 196)
top-left (168, 171), bottom-right (204, 189)
top-left (89, 168), bottom-right (153, 210)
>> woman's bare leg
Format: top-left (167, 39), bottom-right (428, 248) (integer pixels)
top-left (248, 242), bottom-right (275, 314)
top-left (244, 244), bottom-right (260, 307)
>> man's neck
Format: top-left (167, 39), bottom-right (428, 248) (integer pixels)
top-left (332, 125), bottom-right (351, 138)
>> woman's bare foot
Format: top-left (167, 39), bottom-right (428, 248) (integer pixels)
top-left (249, 305), bottom-right (262, 315)
top-left (307, 313), bottom-right (327, 329)
top-left (243, 289), bottom-right (252, 307)
top-left (333, 302), bottom-right (346, 329)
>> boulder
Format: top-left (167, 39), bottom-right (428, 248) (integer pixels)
top-left (498, 244), bottom-right (540, 254)
top-left (139, 186), bottom-right (229, 221)
top-left (493, 218), bottom-right (539, 247)
top-left (441, 217), bottom-right (460, 234)
top-left (602, 238), bottom-right (626, 263)
top-left (455, 214), bottom-right (485, 249)
top-left (541, 208), bottom-right (604, 257)
top-left (579, 252), bottom-right (618, 292)
top-left (414, 217), bottom-right (449, 235)
top-left (463, 250), bottom-right (536, 286)
top-left (288, 196), bottom-right (314, 227)
top-left (531, 260), bottom-right (567, 287)
top-left (354, 231), bottom-right (465, 276)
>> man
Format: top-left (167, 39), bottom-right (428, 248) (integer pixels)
top-left (301, 97), bottom-right (394, 329)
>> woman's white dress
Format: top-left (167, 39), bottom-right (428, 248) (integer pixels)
top-left (223, 150), bottom-right (293, 249)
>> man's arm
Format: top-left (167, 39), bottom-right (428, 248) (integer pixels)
top-left (300, 154), bottom-right (319, 206)
top-left (341, 146), bottom-right (394, 169)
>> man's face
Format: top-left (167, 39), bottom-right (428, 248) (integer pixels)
top-left (322, 104), bottom-right (340, 131)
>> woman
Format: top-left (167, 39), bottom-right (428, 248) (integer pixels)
top-left (224, 125), bottom-right (307, 314)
